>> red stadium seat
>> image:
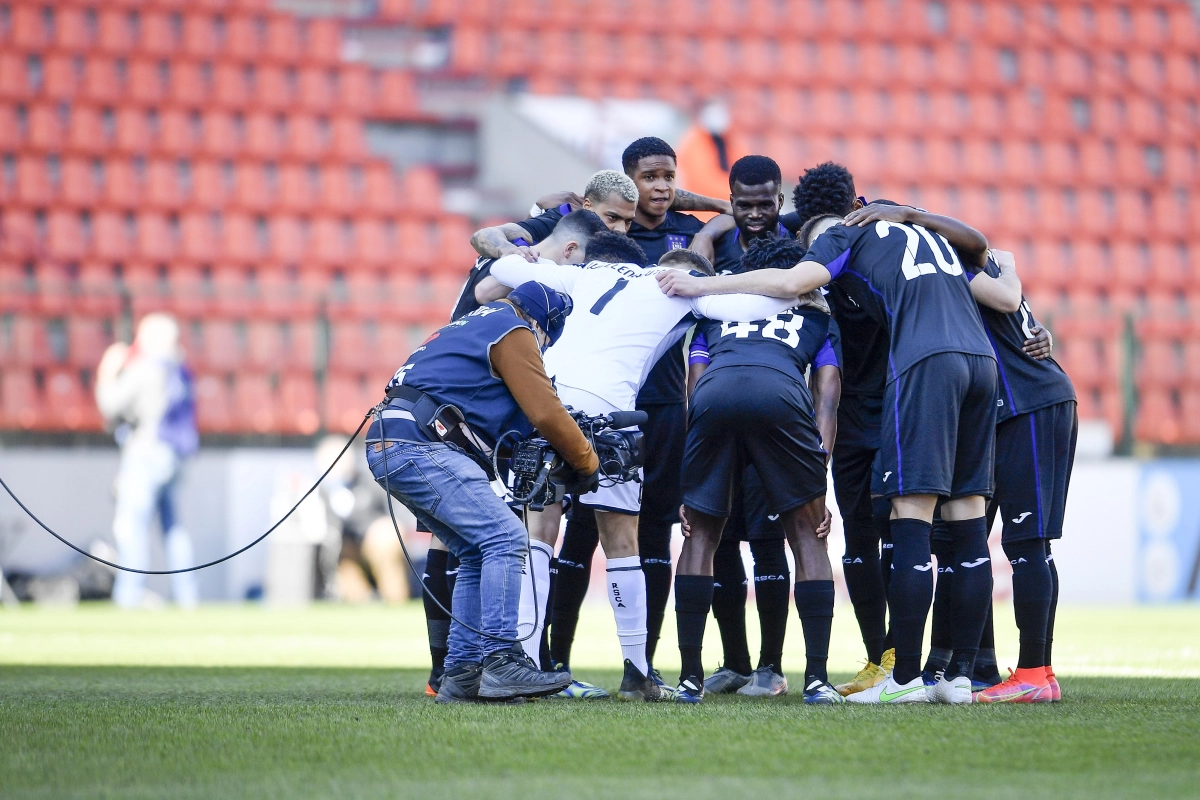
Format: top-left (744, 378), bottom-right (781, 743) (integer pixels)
top-left (220, 213), bottom-right (260, 263)
top-left (27, 104), bottom-right (64, 151)
top-left (45, 369), bottom-right (102, 431)
top-left (15, 156), bottom-right (53, 205)
top-left (232, 161), bottom-right (271, 212)
top-left (193, 372), bottom-right (236, 433)
top-left (191, 161), bottom-right (227, 207)
top-left (279, 372), bottom-right (321, 435)
top-left (128, 59), bottom-right (164, 104)
top-left (134, 213), bottom-right (175, 261)
top-left (61, 158), bottom-right (99, 206)
top-left (0, 368), bottom-right (42, 430)
top-left (91, 212), bottom-right (131, 260)
top-left (54, 7), bottom-right (92, 50)
top-left (101, 159), bottom-right (139, 206)
top-left (214, 63), bottom-right (250, 109)
top-left (47, 211), bottom-right (86, 261)
top-left (323, 372), bottom-right (376, 434)
top-left (180, 212), bottom-right (219, 262)
top-left (1135, 388), bottom-right (1181, 445)
top-left (266, 16), bottom-right (302, 62)
top-left (284, 115), bottom-right (325, 159)
top-left (115, 108), bottom-right (152, 153)
top-left (145, 160), bottom-right (184, 209)
top-left (154, 108), bottom-right (194, 155)
top-left (364, 164), bottom-right (400, 213)
top-left (234, 372), bottom-right (279, 433)
top-left (97, 9), bottom-right (135, 53)
top-left (200, 112), bottom-right (239, 158)
top-left (182, 13), bottom-right (219, 58)
top-left (1, 210), bottom-right (38, 259)
top-left (268, 215), bottom-right (306, 263)
top-left (81, 57), bottom-right (121, 104)
top-left (276, 165), bottom-right (316, 213)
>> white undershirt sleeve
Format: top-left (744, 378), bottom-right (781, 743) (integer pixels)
top-left (490, 254), bottom-right (578, 294)
top-left (690, 293), bottom-right (796, 322)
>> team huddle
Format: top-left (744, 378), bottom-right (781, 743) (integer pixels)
top-left (388, 135), bottom-right (1076, 706)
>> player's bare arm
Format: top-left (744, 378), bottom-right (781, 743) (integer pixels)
top-left (969, 249), bottom-right (1024, 314)
top-left (469, 222), bottom-right (540, 261)
top-left (534, 190), bottom-right (584, 211)
top-left (658, 262), bottom-right (830, 300)
top-left (673, 189), bottom-right (733, 215)
top-left (810, 364), bottom-right (841, 467)
top-left (843, 203), bottom-right (989, 262)
top-left (687, 214), bottom-right (737, 263)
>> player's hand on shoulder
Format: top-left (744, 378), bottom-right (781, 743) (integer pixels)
top-left (656, 269), bottom-right (705, 297)
top-left (843, 203), bottom-right (913, 228)
top-left (499, 242), bottom-right (540, 262)
top-left (1022, 324), bottom-right (1053, 361)
top-left (536, 191), bottom-right (584, 212)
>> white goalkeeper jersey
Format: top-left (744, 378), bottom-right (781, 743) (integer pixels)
top-left (490, 255), bottom-right (794, 411)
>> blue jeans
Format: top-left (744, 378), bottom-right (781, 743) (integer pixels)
top-left (366, 440), bottom-right (526, 667)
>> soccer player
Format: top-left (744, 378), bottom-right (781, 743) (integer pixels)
top-left (680, 154), bottom-right (800, 695)
top-left (672, 237), bottom-right (844, 705)
top-left (658, 203), bottom-right (1000, 706)
top-left (484, 229), bottom-right (795, 700)
top-left (687, 155), bottom-right (793, 274)
top-left (469, 170), bottom-right (641, 262)
top-left (548, 138), bottom-right (716, 691)
top-left (781, 164), bottom-right (898, 697)
top-left (928, 247), bottom-right (1075, 704)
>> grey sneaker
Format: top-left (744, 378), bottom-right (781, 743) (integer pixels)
top-left (617, 659), bottom-right (663, 702)
top-left (435, 663), bottom-right (482, 704)
top-left (705, 665), bottom-right (752, 694)
top-left (736, 666), bottom-right (789, 697)
top-left (478, 646), bottom-right (573, 700)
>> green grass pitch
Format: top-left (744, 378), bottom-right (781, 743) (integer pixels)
top-left (2, 603), bottom-right (1199, 799)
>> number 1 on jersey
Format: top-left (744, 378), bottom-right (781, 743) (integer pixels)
top-left (590, 278), bottom-right (629, 314)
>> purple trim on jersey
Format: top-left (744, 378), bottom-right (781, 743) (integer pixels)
top-left (814, 336), bottom-right (839, 369)
top-left (823, 248), bottom-right (853, 279)
top-left (733, 223), bottom-right (789, 245)
top-left (557, 203), bottom-right (572, 216)
top-left (689, 331), bottom-right (711, 365)
top-left (966, 269), bottom-right (977, 282)
top-left (513, 237), bottom-right (532, 247)
top-left (984, 322), bottom-right (1017, 412)
top-left (1028, 412), bottom-right (1045, 538)
top-left (893, 362), bottom-right (903, 495)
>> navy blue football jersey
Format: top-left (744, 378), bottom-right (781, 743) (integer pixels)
top-left (698, 306), bottom-right (835, 385)
top-left (627, 211), bottom-right (705, 265)
top-left (627, 211), bottom-right (704, 404)
top-left (514, 203), bottom-right (570, 244)
top-left (713, 224), bottom-right (793, 274)
top-left (825, 273), bottom-right (890, 399)
top-left (803, 222), bottom-right (993, 382)
top-left (973, 261), bottom-right (1076, 421)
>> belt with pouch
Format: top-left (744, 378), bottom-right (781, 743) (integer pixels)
top-left (371, 385), bottom-right (496, 477)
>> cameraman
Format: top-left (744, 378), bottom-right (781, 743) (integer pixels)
top-left (366, 282), bottom-right (600, 704)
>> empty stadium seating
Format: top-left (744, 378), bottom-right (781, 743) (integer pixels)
top-left (1, 0), bottom-right (1197, 445)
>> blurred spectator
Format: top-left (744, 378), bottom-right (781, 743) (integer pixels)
top-left (314, 436), bottom-right (417, 603)
top-left (676, 100), bottom-right (735, 217)
top-left (95, 313), bottom-right (200, 609)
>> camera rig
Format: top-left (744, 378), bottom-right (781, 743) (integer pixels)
top-left (507, 409), bottom-right (647, 511)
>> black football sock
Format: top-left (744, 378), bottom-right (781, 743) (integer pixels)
top-left (794, 579), bottom-right (835, 685)
top-left (924, 531), bottom-right (954, 676)
top-left (887, 518), bottom-right (934, 685)
top-left (750, 539), bottom-right (790, 674)
top-left (445, 553), bottom-right (459, 596)
top-left (974, 605), bottom-right (1000, 682)
top-left (539, 561), bottom-right (557, 670)
top-left (421, 548), bottom-right (452, 677)
top-left (873, 497), bottom-right (895, 652)
top-left (943, 517), bottom-right (993, 681)
top-left (549, 513), bottom-right (599, 669)
top-left (841, 518), bottom-right (887, 665)
top-left (1045, 541), bottom-right (1059, 667)
top-left (675, 574), bottom-right (715, 682)
top-left (638, 520), bottom-right (673, 667)
top-left (711, 537), bottom-right (752, 675)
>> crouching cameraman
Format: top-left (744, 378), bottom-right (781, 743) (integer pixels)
top-left (365, 282), bottom-right (599, 704)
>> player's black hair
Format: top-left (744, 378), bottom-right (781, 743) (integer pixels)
top-left (586, 230), bottom-right (649, 266)
top-left (659, 249), bottom-right (714, 276)
top-left (622, 137), bottom-right (677, 175)
top-left (739, 235), bottom-right (808, 273)
top-left (792, 162), bottom-right (857, 222)
top-left (796, 213), bottom-right (844, 248)
top-left (728, 155), bottom-right (782, 190)
top-left (554, 209), bottom-right (609, 243)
